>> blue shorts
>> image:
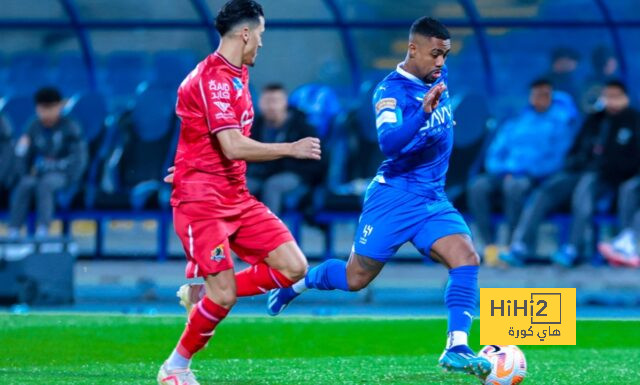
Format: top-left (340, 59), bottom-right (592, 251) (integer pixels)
top-left (353, 182), bottom-right (471, 263)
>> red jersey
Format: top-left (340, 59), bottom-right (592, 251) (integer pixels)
top-left (170, 52), bottom-right (255, 215)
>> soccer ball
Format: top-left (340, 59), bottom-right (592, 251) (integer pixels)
top-left (478, 345), bottom-right (527, 385)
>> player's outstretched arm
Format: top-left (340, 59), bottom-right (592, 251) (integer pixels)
top-left (216, 129), bottom-right (321, 162)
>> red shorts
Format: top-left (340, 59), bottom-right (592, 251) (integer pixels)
top-left (173, 198), bottom-right (294, 278)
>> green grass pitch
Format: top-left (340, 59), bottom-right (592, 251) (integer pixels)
top-left (0, 314), bottom-right (638, 384)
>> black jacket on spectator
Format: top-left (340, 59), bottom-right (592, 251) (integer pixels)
top-left (565, 107), bottom-right (640, 183)
top-left (18, 116), bottom-right (88, 183)
top-left (248, 108), bottom-right (326, 186)
top-left (0, 115), bottom-right (14, 188)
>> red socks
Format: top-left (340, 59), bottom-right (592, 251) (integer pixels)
top-left (235, 262), bottom-right (295, 297)
top-left (176, 296), bottom-right (229, 358)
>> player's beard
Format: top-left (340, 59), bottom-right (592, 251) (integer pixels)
top-left (424, 68), bottom-right (442, 83)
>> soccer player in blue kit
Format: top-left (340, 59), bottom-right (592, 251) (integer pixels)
top-left (267, 17), bottom-right (492, 379)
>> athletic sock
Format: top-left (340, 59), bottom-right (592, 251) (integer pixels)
top-left (304, 259), bottom-right (349, 291)
top-left (235, 262), bottom-right (294, 297)
top-left (166, 349), bottom-right (191, 370)
top-left (172, 296), bottom-right (229, 365)
top-left (444, 265), bottom-right (479, 347)
top-left (291, 278), bottom-right (307, 293)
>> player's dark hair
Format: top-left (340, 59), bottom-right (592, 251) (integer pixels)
top-left (34, 87), bottom-right (62, 105)
top-left (215, 0), bottom-right (264, 37)
top-left (530, 78), bottom-right (552, 89)
top-left (605, 79), bottom-right (627, 95)
top-left (262, 83), bottom-right (285, 93)
top-left (410, 17), bottom-right (450, 40)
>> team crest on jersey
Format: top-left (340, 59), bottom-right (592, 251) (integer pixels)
top-left (375, 98), bottom-right (397, 114)
top-left (232, 77), bottom-right (243, 90)
top-left (232, 77), bottom-right (243, 98)
top-left (211, 245), bottom-right (225, 262)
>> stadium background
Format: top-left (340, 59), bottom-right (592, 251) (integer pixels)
top-left (0, 1), bottom-right (639, 384)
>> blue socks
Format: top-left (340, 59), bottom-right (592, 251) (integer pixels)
top-left (304, 259), bottom-right (350, 291)
top-left (445, 265), bottom-right (479, 335)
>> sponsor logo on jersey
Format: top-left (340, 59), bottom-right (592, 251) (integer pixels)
top-left (211, 245), bottom-right (225, 262)
top-left (418, 104), bottom-right (453, 133)
top-left (240, 109), bottom-right (254, 128)
top-left (209, 80), bottom-right (231, 100)
top-left (215, 111), bottom-right (235, 120)
top-left (214, 101), bottom-right (230, 112)
top-left (375, 97), bottom-right (397, 114)
top-left (359, 224), bottom-right (374, 245)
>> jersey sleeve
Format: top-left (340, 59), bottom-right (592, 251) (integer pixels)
top-left (199, 73), bottom-right (241, 134)
top-left (373, 84), bottom-right (428, 158)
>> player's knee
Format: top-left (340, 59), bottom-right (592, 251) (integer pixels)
top-left (462, 251), bottom-right (481, 266)
top-left (207, 289), bottom-right (237, 309)
top-left (450, 250), bottom-right (481, 268)
top-left (280, 258), bottom-right (308, 282)
top-left (347, 275), bottom-right (370, 291)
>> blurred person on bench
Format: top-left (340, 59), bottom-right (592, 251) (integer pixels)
top-left (501, 80), bottom-right (640, 267)
top-left (467, 79), bottom-right (578, 265)
top-left (7, 87), bottom-right (87, 239)
top-left (246, 83), bottom-right (325, 215)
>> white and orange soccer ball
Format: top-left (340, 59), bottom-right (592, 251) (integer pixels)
top-left (478, 345), bottom-right (527, 385)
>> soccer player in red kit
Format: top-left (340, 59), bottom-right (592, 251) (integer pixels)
top-left (157, 1), bottom-right (320, 384)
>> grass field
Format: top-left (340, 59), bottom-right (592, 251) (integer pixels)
top-left (0, 314), bottom-right (638, 384)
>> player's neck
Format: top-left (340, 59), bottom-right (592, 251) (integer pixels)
top-left (217, 40), bottom-right (244, 68)
top-left (401, 58), bottom-right (423, 81)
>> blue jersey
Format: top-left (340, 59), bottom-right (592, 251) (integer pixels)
top-left (370, 63), bottom-right (454, 199)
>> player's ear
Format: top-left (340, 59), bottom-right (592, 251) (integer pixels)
top-left (242, 26), bottom-right (250, 43)
top-left (408, 42), bottom-right (417, 59)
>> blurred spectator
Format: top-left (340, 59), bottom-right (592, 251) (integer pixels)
top-left (598, 184), bottom-right (640, 268)
top-left (247, 84), bottom-right (325, 215)
top-left (502, 80), bottom-right (640, 266)
top-left (580, 45), bottom-right (620, 113)
top-left (545, 47), bottom-right (580, 103)
top-left (7, 87), bottom-right (87, 238)
top-left (0, 114), bottom-right (14, 191)
top-left (467, 79), bottom-right (578, 265)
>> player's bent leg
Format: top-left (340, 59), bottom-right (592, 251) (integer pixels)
top-left (267, 252), bottom-right (384, 316)
top-left (263, 240), bottom-right (308, 282)
top-left (178, 240), bottom-right (308, 311)
top-left (233, 241), bottom-right (307, 298)
top-left (431, 234), bottom-right (491, 379)
top-left (159, 269), bottom-right (236, 385)
top-left (345, 252), bottom-right (385, 291)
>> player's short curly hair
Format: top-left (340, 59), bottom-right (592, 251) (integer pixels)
top-left (215, 0), bottom-right (264, 37)
top-left (410, 17), bottom-right (450, 40)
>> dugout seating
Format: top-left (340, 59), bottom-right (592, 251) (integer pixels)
top-left (5, 51), bottom-right (51, 97)
top-left (0, 94), bottom-right (34, 139)
top-left (278, 84), bottom-right (342, 220)
top-left (289, 84), bottom-right (342, 140)
top-left (57, 91), bottom-right (109, 210)
top-left (151, 50), bottom-right (198, 92)
top-left (99, 51), bottom-right (150, 113)
top-left (54, 52), bottom-right (91, 98)
top-left (0, 114), bottom-right (14, 210)
top-left (445, 92), bottom-right (492, 209)
top-left (91, 82), bottom-right (176, 210)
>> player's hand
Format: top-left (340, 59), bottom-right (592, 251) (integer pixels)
top-left (164, 166), bottom-right (175, 184)
top-left (423, 83), bottom-right (446, 113)
top-left (290, 137), bottom-right (321, 160)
